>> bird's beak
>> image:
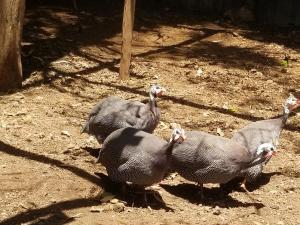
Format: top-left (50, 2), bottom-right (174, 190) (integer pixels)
top-left (157, 88), bottom-right (166, 97)
top-left (265, 151), bottom-right (274, 158)
top-left (290, 99), bottom-right (300, 111)
top-left (177, 136), bottom-right (185, 143)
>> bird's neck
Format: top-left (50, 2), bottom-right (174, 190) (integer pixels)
top-left (246, 154), bottom-right (267, 169)
top-left (148, 93), bottom-right (158, 114)
top-left (165, 140), bottom-right (176, 158)
top-left (282, 105), bottom-right (290, 126)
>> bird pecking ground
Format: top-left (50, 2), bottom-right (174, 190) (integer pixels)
top-left (1, 2), bottom-right (300, 225)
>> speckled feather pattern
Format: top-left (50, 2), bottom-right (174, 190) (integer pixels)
top-left (232, 117), bottom-right (283, 181)
top-left (171, 131), bottom-right (260, 184)
top-left (98, 127), bottom-right (171, 186)
top-left (82, 96), bottom-right (160, 142)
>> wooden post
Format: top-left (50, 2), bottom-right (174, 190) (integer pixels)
top-left (119, 0), bottom-right (136, 80)
top-left (0, 0), bottom-right (25, 91)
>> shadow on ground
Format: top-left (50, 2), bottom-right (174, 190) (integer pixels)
top-left (0, 141), bottom-right (173, 225)
top-left (219, 171), bottom-right (283, 192)
top-left (160, 183), bottom-right (265, 210)
top-left (21, 0), bottom-right (300, 83)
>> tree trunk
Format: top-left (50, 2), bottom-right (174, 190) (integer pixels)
top-left (0, 0), bottom-right (25, 91)
top-left (119, 0), bottom-right (136, 80)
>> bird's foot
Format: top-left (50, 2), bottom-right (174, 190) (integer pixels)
top-left (240, 178), bottom-right (249, 192)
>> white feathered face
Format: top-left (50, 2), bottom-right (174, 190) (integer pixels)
top-left (170, 128), bottom-right (186, 143)
top-left (256, 143), bottom-right (276, 159)
top-left (150, 85), bottom-right (166, 98)
top-left (285, 93), bottom-right (300, 111)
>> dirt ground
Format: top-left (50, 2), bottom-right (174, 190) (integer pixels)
top-left (1, 2), bottom-right (300, 225)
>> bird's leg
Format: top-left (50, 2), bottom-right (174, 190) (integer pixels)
top-left (240, 178), bottom-right (249, 192)
top-left (143, 191), bottom-right (149, 203)
top-left (197, 183), bottom-right (204, 199)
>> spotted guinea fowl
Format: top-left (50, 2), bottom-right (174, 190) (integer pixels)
top-left (171, 130), bottom-right (276, 197)
top-left (82, 84), bottom-right (165, 142)
top-left (96, 127), bottom-right (185, 199)
top-left (231, 93), bottom-right (300, 183)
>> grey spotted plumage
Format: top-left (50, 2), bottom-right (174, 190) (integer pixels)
top-left (171, 131), bottom-right (274, 185)
top-left (82, 85), bottom-right (165, 142)
top-left (231, 93), bottom-right (300, 182)
top-left (97, 127), bottom-right (185, 186)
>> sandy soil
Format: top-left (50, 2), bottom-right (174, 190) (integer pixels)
top-left (1, 2), bottom-right (300, 225)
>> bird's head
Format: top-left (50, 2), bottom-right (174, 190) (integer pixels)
top-left (284, 93), bottom-right (300, 114)
top-left (170, 127), bottom-right (186, 144)
top-left (150, 84), bottom-right (166, 98)
top-left (256, 142), bottom-right (277, 159)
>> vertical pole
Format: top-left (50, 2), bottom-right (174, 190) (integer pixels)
top-left (119, 0), bottom-right (136, 80)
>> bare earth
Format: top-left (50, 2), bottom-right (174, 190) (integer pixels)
top-left (1, 3), bottom-right (300, 225)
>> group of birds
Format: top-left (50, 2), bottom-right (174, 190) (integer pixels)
top-left (82, 84), bottom-right (300, 201)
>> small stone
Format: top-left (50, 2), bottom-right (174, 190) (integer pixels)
top-left (149, 184), bottom-right (161, 191)
top-left (277, 221), bottom-right (284, 225)
top-left (212, 206), bottom-right (221, 215)
top-left (49, 71), bottom-right (56, 76)
top-left (71, 213), bottom-right (83, 218)
top-left (270, 205), bottom-right (279, 210)
top-left (102, 204), bottom-right (113, 212)
top-left (232, 32), bottom-right (239, 37)
top-left (49, 134), bottom-right (55, 140)
top-left (86, 186), bottom-right (104, 200)
top-left (203, 112), bottom-right (210, 117)
top-left (113, 202), bottom-right (125, 212)
top-left (37, 133), bottom-right (45, 138)
top-left (50, 199), bottom-right (57, 203)
top-left (216, 127), bottom-right (224, 137)
top-left (14, 94), bottom-right (25, 99)
top-left (222, 103), bottom-right (229, 110)
top-left (110, 198), bottom-right (119, 204)
top-left (90, 206), bottom-right (103, 212)
top-left (196, 68), bottom-right (203, 77)
top-left (61, 130), bottom-right (71, 137)
top-left (15, 111), bottom-right (27, 116)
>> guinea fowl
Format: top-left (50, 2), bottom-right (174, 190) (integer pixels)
top-left (171, 130), bottom-right (276, 197)
top-left (97, 127), bottom-right (186, 200)
top-left (231, 93), bottom-right (300, 183)
top-left (82, 84), bottom-right (165, 142)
